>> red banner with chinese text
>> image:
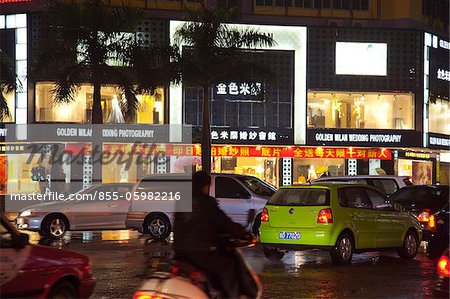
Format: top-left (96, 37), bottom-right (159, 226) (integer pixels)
top-left (101, 144), bottom-right (392, 160)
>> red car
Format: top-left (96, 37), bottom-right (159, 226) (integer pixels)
top-left (1, 214), bottom-right (95, 298)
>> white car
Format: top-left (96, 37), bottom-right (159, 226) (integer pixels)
top-left (15, 183), bottom-right (134, 239)
top-left (125, 173), bottom-right (276, 239)
top-left (313, 175), bottom-right (412, 196)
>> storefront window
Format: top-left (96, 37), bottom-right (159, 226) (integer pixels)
top-left (4, 153), bottom-right (42, 194)
top-left (293, 158), bottom-right (345, 183)
top-left (2, 92), bottom-right (15, 123)
top-left (398, 159), bottom-right (433, 185)
top-left (307, 92), bottom-right (414, 130)
top-left (35, 82), bottom-right (164, 124)
top-left (213, 157), bottom-right (278, 187)
top-left (429, 99), bottom-right (450, 135)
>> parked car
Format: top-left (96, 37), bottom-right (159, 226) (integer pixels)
top-left (433, 248), bottom-right (449, 298)
top-left (15, 183), bottom-right (134, 239)
top-left (259, 183), bottom-right (422, 264)
top-left (126, 173), bottom-right (276, 239)
top-left (313, 175), bottom-right (412, 196)
top-left (389, 185), bottom-right (449, 227)
top-left (1, 213), bottom-right (95, 298)
top-left (424, 204), bottom-right (449, 260)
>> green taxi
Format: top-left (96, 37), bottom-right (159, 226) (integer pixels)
top-left (259, 183), bottom-right (422, 264)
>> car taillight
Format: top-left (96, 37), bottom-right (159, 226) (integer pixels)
top-left (133, 291), bottom-right (170, 299)
top-left (417, 209), bottom-right (432, 222)
top-left (317, 208), bottom-right (333, 224)
top-left (82, 262), bottom-right (91, 278)
top-left (428, 215), bottom-right (437, 232)
top-left (261, 207), bottom-right (269, 222)
top-left (437, 255), bottom-right (449, 277)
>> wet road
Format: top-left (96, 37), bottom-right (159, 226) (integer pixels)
top-left (27, 230), bottom-right (436, 299)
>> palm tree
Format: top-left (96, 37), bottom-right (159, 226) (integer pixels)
top-left (35, 0), bottom-right (146, 124)
top-left (173, 7), bottom-right (276, 173)
top-left (0, 49), bottom-right (18, 121)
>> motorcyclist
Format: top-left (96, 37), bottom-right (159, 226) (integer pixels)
top-left (173, 171), bottom-right (253, 299)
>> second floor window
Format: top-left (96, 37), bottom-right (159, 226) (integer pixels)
top-left (256, 0), bottom-right (369, 10)
top-left (35, 82), bottom-right (165, 124)
top-left (307, 91), bottom-right (414, 130)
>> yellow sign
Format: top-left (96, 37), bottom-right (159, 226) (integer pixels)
top-left (405, 152), bottom-right (431, 159)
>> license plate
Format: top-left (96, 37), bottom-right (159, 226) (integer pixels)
top-left (278, 231), bottom-right (301, 240)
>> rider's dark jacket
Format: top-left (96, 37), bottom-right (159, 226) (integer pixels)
top-left (174, 192), bottom-right (248, 253)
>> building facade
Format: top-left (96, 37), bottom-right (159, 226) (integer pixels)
top-left (1, 0), bottom-right (448, 194)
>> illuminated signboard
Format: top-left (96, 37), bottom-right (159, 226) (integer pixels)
top-left (307, 128), bottom-right (422, 147)
top-left (102, 144), bottom-right (392, 160)
top-left (170, 21), bottom-right (307, 145)
top-left (405, 152), bottom-right (431, 159)
top-left (214, 81), bottom-right (263, 102)
top-left (0, 0), bottom-right (31, 3)
top-left (335, 42), bottom-right (387, 76)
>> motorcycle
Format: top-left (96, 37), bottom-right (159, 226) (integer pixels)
top-left (133, 210), bottom-right (262, 299)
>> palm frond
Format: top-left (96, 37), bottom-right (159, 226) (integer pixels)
top-left (219, 28), bottom-right (277, 49)
top-left (51, 64), bottom-right (84, 104)
top-left (173, 6), bottom-right (276, 88)
top-left (0, 49), bottom-right (18, 93)
top-left (1, 49), bottom-right (19, 120)
top-left (0, 93), bottom-right (11, 121)
top-left (132, 45), bottom-right (181, 91)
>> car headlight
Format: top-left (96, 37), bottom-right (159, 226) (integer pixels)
top-left (19, 210), bottom-right (33, 217)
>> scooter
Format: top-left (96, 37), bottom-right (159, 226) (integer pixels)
top-left (133, 211), bottom-right (262, 299)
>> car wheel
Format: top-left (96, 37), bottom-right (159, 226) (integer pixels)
top-left (144, 214), bottom-right (171, 240)
top-left (40, 214), bottom-right (68, 239)
top-left (398, 230), bottom-right (419, 259)
top-left (330, 233), bottom-right (353, 265)
top-left (48, 281), bottom-right (78, 299)
top-left (252, 214), bottom-right (261, 236)
top-left (263, 246), bottom-right (285, 260)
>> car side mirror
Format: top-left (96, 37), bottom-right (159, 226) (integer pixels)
top-left (13, 233), bottom-right (29, 248)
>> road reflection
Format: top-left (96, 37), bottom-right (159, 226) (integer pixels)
top-left (19, 229), bottom-right (436, 299)
top-left (25, 229), bottom-right (141, 246)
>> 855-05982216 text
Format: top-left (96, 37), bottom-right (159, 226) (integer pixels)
top-left (9, 191), bottom-right (182, 201)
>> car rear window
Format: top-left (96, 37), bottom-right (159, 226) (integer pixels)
top-left (368, 179), bottom-right (398, 196)
top-left (237, 176), bottom-right (276, 197)
top-left (268, 189), bottom-right (329, 206)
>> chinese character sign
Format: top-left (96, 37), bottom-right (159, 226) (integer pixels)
top-left (110, 144), bottom-right (392, 160)
top-left (214, 82), bottom-right (263, 101)
top-left (211, 130), bottom-right (278, 143)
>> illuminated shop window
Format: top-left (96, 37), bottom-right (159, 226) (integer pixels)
top-left (429, 99), bottom-right (450, 135)
top-left (257, 0), bottom-right (369, 10)
top-left (307, 92), bottom-right (414, 130)
top-left (35, 82), bottom-right (164, 124)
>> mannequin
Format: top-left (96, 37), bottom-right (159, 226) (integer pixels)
top-left (107, 95), bottom-right (125, 123)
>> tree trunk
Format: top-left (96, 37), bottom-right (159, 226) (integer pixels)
top-left (201, 84), bottom-right (211, 174)
top-left (91, 79), bottom-right (103, 185)
top-left (92, 80), bottom-right (103, 124)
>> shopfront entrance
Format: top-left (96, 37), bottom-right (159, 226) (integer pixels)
top-left (396, 151), bottom-right (437, 184)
